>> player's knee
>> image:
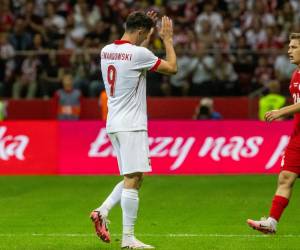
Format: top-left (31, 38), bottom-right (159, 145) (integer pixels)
top-left (137, 174), bottom-right (144, 189)
top-left (124, 172), bottom-right (143, 189)
top-left (134, 173), bottom-right (144, 189)
top-left (278, 172), bottom-right (296, 188)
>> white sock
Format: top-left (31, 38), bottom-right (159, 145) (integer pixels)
top-left (121, 188), bottom-right (139, 239)
top-left (96, 181), bottom-right (124, 217)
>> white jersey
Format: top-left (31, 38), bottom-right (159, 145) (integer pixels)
top-left (101, 40), bottom-right (161, 133)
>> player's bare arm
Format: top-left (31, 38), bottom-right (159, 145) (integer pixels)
top-left (156, 16), bottom-right (177, 75)
top-left (265, 102), bottom-right (300, 122)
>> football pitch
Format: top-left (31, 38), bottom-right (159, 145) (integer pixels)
top-left (1, 175), bottom-right (300, 250)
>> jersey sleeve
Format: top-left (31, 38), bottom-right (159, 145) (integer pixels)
top-left (133, 47), bottom-right (161, 72)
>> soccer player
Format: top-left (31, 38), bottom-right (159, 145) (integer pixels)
top-left (247, 33), bottom-right (300, 234)
top-left (90, 11), bottom-right (177, 249)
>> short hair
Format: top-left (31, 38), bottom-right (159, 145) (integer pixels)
top-left (289, 33), bottom-right (300, 41)
top-left (125, 11), bottom-right (154, 32)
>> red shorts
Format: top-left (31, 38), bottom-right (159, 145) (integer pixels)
top-left (281, 145), bottom-right (300, 175)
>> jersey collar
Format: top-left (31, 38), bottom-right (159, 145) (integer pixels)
top-left (114, 40), bottom-right (132, 45)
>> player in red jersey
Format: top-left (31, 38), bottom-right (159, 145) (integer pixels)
top-left (247, 33), bottom-right (300, 234)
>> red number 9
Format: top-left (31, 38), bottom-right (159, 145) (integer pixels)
top-left (107, 65), bottom-right (116, 96)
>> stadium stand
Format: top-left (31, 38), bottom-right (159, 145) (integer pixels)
top-left (0, 0), bottom-right (299, 118)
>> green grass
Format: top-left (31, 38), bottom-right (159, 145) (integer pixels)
top-left (0, 175), bottom-right (300, 249)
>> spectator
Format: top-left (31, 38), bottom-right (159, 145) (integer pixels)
top-left (8, 17), bottom-right (32, 51)
top-left (193, 97), bottom-right (222, 120)
top-left (64, 13), bottom-right (86, 50)
top-left (195, 3), bottom-right (222, 36)
top-left (12, 54), bottom-right (39, 99)
top-left (56, 37), bottom-right (72, 68)
top-left (276, 1), bottom-right (295, 33)
top-left (245, 17), bottom-right (267, 50)
top-left (43, 1), bottom-right (66, 46)
top-left (190, 43), bottom-right (215, 96)
top-left (107, 24), bottom-right (120, 43)
top-left (168, 44), bottom-right (193, 96)
top-left (253, 55), bottom-right (275, 90)
top-left (213, 52), bottom-right (238, 96)
top-left (31, 33), bottom-right (48, 63)
top-left (88, 55), bottom-right (104, 97)
top-left (243, 1), bottom-right (276, 30)
top-left (86, 20), bottom-right (111, 44)
top-left (0, 0), bottom-right (14, 33)
top-left (179, 0), bottom-right (199, 25)
top-left (215, 15), bottom-right (241, 50)
top-left (70, 50), bottom-right (90, 96)
top-left (232, 35), bottom-right (255, 94)
top-left (258, 81), bottom-right (286, 121)
top-left (39, 50), bottom-right (64, 99)
top-left (173, 24), bottom-right (191, 46)
top-left (0, 32), bottom-right (15, 97)
top-left (195, 19), bottom-right (214, 45)
top-left (21, 0), bottom-right (44, 37)
top-left (74, 0), bottom-right (101, 30)
top-left (56, 72), bottom-right (81, 120)
top-left (257, 26), bottom-right (284, 51)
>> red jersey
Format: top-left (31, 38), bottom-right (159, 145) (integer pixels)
top-left (284, 69), bottom-right (300, 168)
top-left (289, 70), bottom-right (300, 139)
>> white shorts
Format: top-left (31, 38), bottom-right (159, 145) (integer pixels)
top-left (108, 131), bottom-right (151, 175)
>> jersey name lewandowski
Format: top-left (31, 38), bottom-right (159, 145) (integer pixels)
top-left (101, 40), bottom-right (161, 133)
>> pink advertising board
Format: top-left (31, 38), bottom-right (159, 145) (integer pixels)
top-left (0, 121), bottom-right (58, 174)
top-left (0, 121), bottom-right (294, 175)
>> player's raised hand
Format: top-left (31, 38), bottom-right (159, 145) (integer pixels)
top-left (264, 110), bottom-right (283, 122)
top-left (147, 10), bottom-right (158, 24)
top-left (158, 16), bottom-right (173, 42)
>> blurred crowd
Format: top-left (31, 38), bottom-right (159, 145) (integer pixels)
top-left (0, 0), bottom-right (299, 99)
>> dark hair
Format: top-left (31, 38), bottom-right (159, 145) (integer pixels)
top-left (196, 106), bottom-right (211, 120)
top-left (125, 11), bottom-right (154, 32)
top-left (290, 33), bottom-right (300, 41)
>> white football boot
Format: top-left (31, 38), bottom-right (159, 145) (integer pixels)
top-left (90, 211), bottom-right (111, 242)
top-left (121, 236), bottom-right (155, 249)
top-left (247, 217), bottom-right (277, 234)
